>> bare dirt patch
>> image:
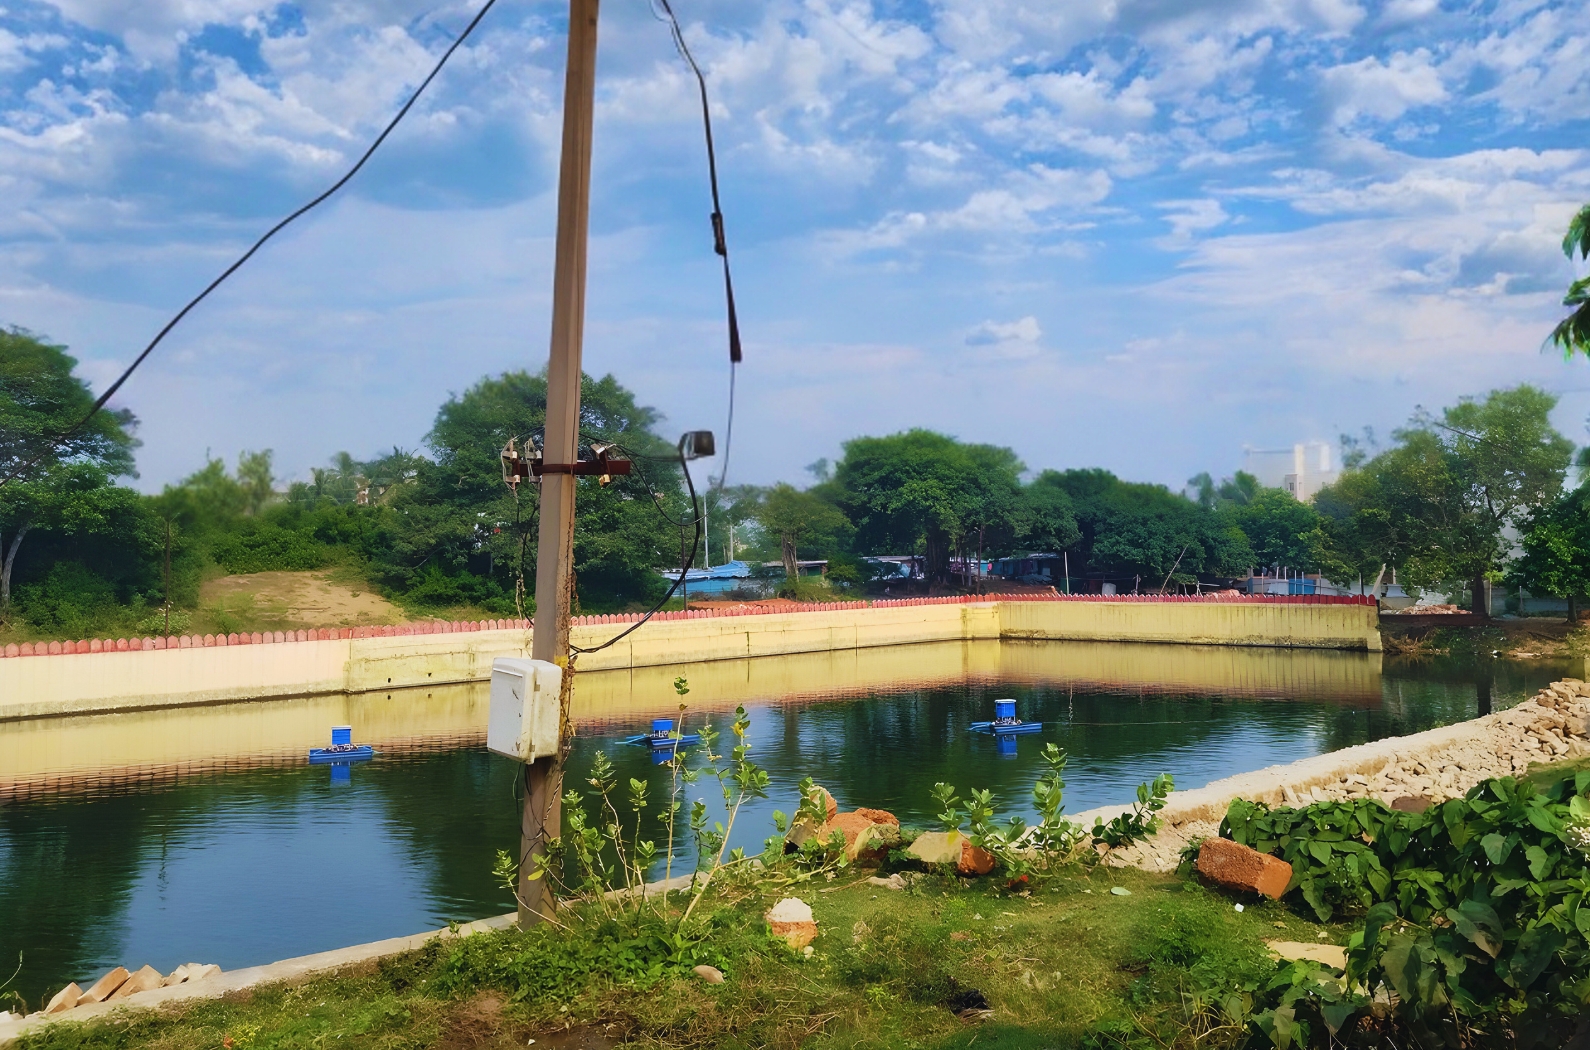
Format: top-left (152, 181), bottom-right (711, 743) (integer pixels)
top-left (197, 571), bottom-right (410, 633)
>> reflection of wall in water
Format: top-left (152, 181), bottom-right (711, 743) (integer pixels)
top-left (0, 685), bottom-right (491, 800)
top-left (4, 640), bottom-right (1387, 797)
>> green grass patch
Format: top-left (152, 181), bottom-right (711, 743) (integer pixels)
top-left (14, 868), bottom-right (1353, 1050)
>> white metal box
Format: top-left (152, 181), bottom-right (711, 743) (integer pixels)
top-left (486, 658), bottom-right (562, 762)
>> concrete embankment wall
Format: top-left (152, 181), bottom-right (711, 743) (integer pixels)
top-left (2, 639), bottom-right (1386, 798)
top-left (0, 595), bottom-right (1380, 721)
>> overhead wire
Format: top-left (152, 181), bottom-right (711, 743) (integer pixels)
top-left (570, 441), bottom-right (703, 655)
top-left (647, 0), bottom-right (739, 495)
top-left (0, 0), bottom-right (503, 490)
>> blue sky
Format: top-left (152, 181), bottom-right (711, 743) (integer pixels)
top-left (1, 0), bottom-right (1588, 492)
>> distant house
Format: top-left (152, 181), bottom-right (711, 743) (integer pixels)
top-left (657, 558), bottom-right (827, 597)
top-left (988, 553), bottom-right (1064, 584)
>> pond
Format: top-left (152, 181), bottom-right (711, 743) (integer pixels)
top-left (0, 639), bottom-right (1575, 1008)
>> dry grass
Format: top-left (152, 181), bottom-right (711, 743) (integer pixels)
top-left (194, 571), bottom-right (412, 634)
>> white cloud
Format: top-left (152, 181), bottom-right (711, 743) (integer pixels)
top-left (1320, 49), bottom-right (1447, 127)
top-left (7, 0), bottom-right (1590, 495)
top-left (1157, 198), bottom-right (1230, 248)
top-left (829, 164), bottom-right (1112, 254)
top-left (966, 315), bottom-right (1041, 346)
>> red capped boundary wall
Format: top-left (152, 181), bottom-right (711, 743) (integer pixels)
top-left (0, 593), bottom-right (1375, 660)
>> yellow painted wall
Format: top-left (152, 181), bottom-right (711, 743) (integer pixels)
top-left (998, 600), bottom-right (1381, 652)
top-left (0, 600), bottom-right (1378, 722)
top-left (1, 637), bottom-right (1381, 797)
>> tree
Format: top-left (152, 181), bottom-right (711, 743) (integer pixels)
top-left (755, 483), bottom-right (850, 581)
top-left (1044, 469), bottom-right (1251, 589)
top-left (1550, 204), bottom-right (1589, 358)
top-left (1511, 485), bottom-right (1590, 621)
top-left (833, 430), bottom-right (1031, 584)
top-left (1311, 386), bottom-right (1571, 612)
top-left (1022, 475), bottom-right (1081, 553)
top-left (1224, 488), bottom-right (1320, 572)
top-left (418, 370), bottom-right (684, 610)
top-left (0, 329), bottom-right (139, 617)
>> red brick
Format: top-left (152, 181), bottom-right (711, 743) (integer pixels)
top-left (1195, 838), bottom-right (1292, 899)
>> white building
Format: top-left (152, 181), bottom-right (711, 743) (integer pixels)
top-left (1242, 441), bottom-right (1339, 502)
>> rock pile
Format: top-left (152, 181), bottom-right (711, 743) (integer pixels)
top-left (26, 963), bottom-right (222, 1020)
top-left (1108, 678), bottom-right (1590, 875)
top-left (1290, 679), bottom-right (1590, 807)
top-left (785, 787), bottom-right (902, 864)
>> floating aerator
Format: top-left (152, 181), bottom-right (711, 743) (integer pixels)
top-left (623, 717), bottom-right (701, 752)
top-left (970, 698), bottom-right (1043, 736)
top-left (309, 725), bottom-right (376, 763)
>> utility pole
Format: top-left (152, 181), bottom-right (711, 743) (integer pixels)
top-left (519, 0), bottom-right (600, 928)
top-left (163, 518), bottom-right (172, 635)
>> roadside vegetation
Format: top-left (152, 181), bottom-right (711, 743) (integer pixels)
top-left (18, 696), bottom-right (1590, 1049)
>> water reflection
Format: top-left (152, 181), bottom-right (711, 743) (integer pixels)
top-left (0, 641), bottom-right (1575, 1009)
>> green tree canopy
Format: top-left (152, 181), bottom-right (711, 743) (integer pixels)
top-left (1550, 204), bottom-right (1589, 358)
top-left (416, 370), bottom-right (684, 610)
top-left (1041, 468), bottom-right (1251, 589)
top-left (1222, 487), bottom-right (1320, 572)
top-left (756, 483), bottom-right (851, 580)
top-left (1511, 484), bottom-right (1590, 620)
top-left (831, 429), bottom-right (1031, 582)
top-left (1311, 385), bottom-right (1571, 608)
top-left (1, 329), bottom-right (141, 616)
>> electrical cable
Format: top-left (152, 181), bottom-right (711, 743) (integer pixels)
top-left (571, 442), bottom-right (703, 655)
top-left (0, 0), bottom-right (503, 491)
top-left (649, 0), bottom-right (740, 369)
top-left (646, 0), bottom-right (738, 494)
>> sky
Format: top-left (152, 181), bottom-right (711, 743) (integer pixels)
top-left (1, 0), bottom-right (1588, 494)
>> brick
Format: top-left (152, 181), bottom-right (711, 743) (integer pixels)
top-left (1195, 838), bottom-right (1291, 899)
top-left (77, 966), bottom-right (129, 1005)
top-left (108, 965), bottom-right (163, 1000)
top-left (44, 983), bottom-right (82, 1014)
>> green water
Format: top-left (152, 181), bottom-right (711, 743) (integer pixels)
top-left (0, 646), bottom-right (1571, 1010)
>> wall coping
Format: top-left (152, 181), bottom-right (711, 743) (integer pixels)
top-left (0, 592), bottom-right (1375, 660)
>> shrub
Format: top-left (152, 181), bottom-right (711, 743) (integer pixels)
top-left (1228, 772), bottom-right (1590, 1046)
top-left (210, 523), bottom-right (329, 574)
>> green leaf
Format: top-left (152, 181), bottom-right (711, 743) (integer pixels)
top-left (1525, 803), bottom-right (1563, 836)
top-left (1505, 926), bottom-right (1565, 990)
top-left (1379, 931), bottom-right (1421, 1003)
top-left (1448, 899), bottom-right (1504, 958)
top-left (1526, 844), bottom-right (1553, 881)
top-left (1481, 832), bottom-right (1511, 865)
top-left (1308, 839), bottom-right (1334, 865)
top-left (1320, 1000), bottom-right (1357, 1036)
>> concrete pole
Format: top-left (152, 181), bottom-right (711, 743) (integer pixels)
top-left (520, 0), bottom-right (600, 928)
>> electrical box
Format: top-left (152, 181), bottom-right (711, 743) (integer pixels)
top-left (487, 658), bottom-right (562, 762)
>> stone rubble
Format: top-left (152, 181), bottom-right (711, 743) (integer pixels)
top-left (28, 963), bottom-right (222, 1021)
top-left (1107, 678), bottom-right (1590, 874)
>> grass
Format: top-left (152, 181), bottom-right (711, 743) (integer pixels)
top-left (15, 867), bottom-right (1354, 1050)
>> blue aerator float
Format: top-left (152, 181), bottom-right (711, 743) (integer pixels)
top-left (624, 718), bottom-right (701, 753)
top-left (970, 699), bottom-right (1043, 736)
top-left (308, 725), bottom-right (376, 763)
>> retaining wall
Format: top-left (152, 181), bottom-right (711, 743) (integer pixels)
top-left (0, 594), bottom-right (1380, 721)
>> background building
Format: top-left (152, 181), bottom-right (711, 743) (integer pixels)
top-left (1242, 441), bottom-right (1339, 502)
